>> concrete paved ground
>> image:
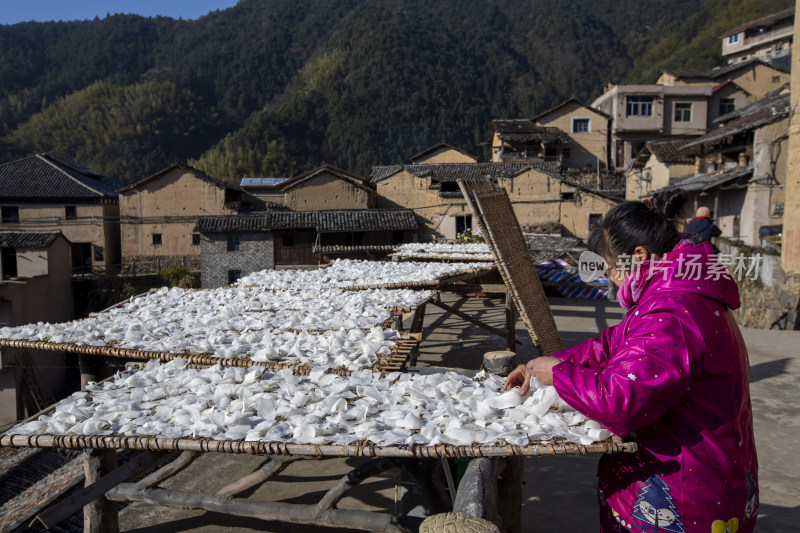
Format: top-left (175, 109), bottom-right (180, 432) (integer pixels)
top-left (119, 295), bottom-right (800, 532)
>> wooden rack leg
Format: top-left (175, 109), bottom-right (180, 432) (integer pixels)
top-left (83, 449), bottom-right (119, 533)
top-left (505, 290), bottom-right (516, 352)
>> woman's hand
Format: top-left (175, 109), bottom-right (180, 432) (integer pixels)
top-left (504, 357), bottom-right (561, 394)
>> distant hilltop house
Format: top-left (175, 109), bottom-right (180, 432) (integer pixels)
top-left (0, 153), bottom-right (122, 274)
top-left (0, 230), bottom-right (73, 428)
top-left (117, 164), bottom-right (253, 264)
top-left (195, 209), bottom-right (418, 288)
top-left (656, 57), bottom-right (790, 102)
top-left (491, 98), bottom-right (612, 171)
top-left (371, 158), bottom-right (621, 242)
top-left (721, 7), bottom-right (794, 65)
top-left (239, 164), bottom-right (376, 212)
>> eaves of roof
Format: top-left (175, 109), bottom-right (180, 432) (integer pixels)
top-left (531, 97), bottom-right (611, 122)
top-left (117, 164), bottom-right (243, 194)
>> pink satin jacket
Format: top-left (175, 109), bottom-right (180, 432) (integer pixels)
top-left (552, 241), bottom-right (758, 533)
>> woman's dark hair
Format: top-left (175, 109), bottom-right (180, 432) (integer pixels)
top-left (589, 188), bottom-right (688, 262)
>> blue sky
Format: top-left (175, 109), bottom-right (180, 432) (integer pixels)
top-left (1, 1), bottom-right (240, 25)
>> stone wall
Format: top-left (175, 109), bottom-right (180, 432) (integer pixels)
top-left (718, 240), bottom-right (800, 329)
top-left (200, 232), bottom-right (274, 288)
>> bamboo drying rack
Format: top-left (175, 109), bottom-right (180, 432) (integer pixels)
top-left (0, 334), bottom-right (420, 375)
top-left (0, 431), bottom-right (635, 458)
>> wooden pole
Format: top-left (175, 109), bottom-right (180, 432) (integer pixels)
top-left (505, 290), bottom-right (516, 352)
top-left (428, 298), bottom-right (522, 345)
top-left (83, 449), bottom-right (119, 533)
top-left (452, 458), bottom-right (501, 528)
top-left (481, 350), bottom-right (522, 533)
top-left (106, 484), bottom-right (423, 533)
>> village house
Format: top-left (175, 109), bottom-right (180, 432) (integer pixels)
top-left (626, 138), bottom-right (697, 200)
top-left (371, 162), bottom-right (620, 241)
top-left (408, 143), bottom-right (478, 164)
top-left (721, 7), bottom-right (794, 65)
top-left (656, 57), bottom-right (790, 102)
top-left (591, 84), bottom-right (715, 169)
top-left (530, 98), bottom-right (613, 170)
top-left (195, 209), bottom-right (417, 288)
top-left (650, 92), bottom-right (790, 248)
top-left (0, 231), bottom-right (73, 429)
top-left (117, 164), bottom-right (251, 264)
top-left (490, 119), bottom-right (571, 165)
top-left (0, 153), bottom-right (122, 274)
top-left (239, 164), bottom-right (375, 212)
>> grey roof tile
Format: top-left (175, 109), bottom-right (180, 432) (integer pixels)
top-left (0, 154), bottom-right (121, 201)
top-left (0, 231), bottom-right (63, 248)
top-left (196, 210), bottom-right (418, 234)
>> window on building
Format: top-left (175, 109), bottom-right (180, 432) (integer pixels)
top-left (773, 203), bottom-right (785, 217)
top-left (572, 118), bottom-right (590, 133)
top-left (455, 215), bottom-right (472, 236)
top-left (561, 192), bottom-right (575, 201)
top-left (152, 233), bottom-right (162, 246)
top-left (674, 103), bottom-right (692, 122)
top-left (1, 206), bottom-right (19, 224)
top-left (772, 75), bottom-right (781, 83)
top-left (1, 248), bottom-right (17, 279)
top-left (631, 142), bottom-right (646, 160)
top-left (562, 147), bottom-right (571, 159)
top-left (71, 243), bottom-right (92, 273)
top-left (227, 234), bottom-right (241, 252)
top-left (588, 214), bottom-right (602, 233)
top-left (192, 233), bottom-right (201, 246)
top-left (65, 206), bottom-right (77, 220)
top-left (227, 269), bottom-right (242, 285)
top-left (626, 96), bottom-right (653, 117)
top-left (93, 245), bottom-right (104, 262)
top-left (719, 98), bottom-right (735, 116)
top-left (727, 34), bottom-right (739, 44)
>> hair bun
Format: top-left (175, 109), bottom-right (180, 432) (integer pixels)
top-left (651, 188), bottom-right (688, 220)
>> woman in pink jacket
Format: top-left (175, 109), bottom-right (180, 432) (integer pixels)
top-left (506, 189), bottom-right (758, 533)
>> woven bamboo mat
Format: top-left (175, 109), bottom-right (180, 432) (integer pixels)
top-left (0, 432), bottom-right (636, 458)
top-left (458, 180), bottom-right (563, 356)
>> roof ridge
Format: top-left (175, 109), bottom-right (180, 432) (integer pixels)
top-left (36, 154), bottom-right (108, 197)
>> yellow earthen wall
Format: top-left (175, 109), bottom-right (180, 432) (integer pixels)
top-left (119, 168), bottom-right (237, 260)
top-left (412, 148), bottom-right (477, 164)
top-left (536, 103), bottom-right (609, 169)
top-left (285, 172), bottom-right (373, 211)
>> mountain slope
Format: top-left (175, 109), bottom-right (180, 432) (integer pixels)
top-left (0, 0), bottom-right (792, 182)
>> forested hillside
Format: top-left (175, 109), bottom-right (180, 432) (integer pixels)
top-left (0, 0), bottom-right (792, 182)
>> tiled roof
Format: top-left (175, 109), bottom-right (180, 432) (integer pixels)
top-left (117, 164), bottom-right (243, 193)
top-left (681, 94), bottom-right (791, 150)
top-left (408, 143), bottom-right (477, 163)
top-left (196, 209), bottom-right (418, 234)
top-left (531, 97), bottom-right (610, 121)
top-left (194, 215), bottom-right (269, 233)
top-left (661, 167), bottom-right (753, 194)
top-left (369, 162), bottom-right (561, 184)
top-left (0, 154), bottom-right (121, 202)
top-left (660, 57), bottom-right (789, 81)
top-left (239, 177), bottom-right (290, 187)
top-left (491, 120), bottom-right (570, 143)
top-left (632, 139), bottom-right (696, 168)
top-left (0, 231), bottom-right (62, 248)
top-left (720, 7), bottom-right (794, 38)
top-left (278, 164), bottom-right (373, 193)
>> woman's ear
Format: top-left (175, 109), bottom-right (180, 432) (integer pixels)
top-left (632, 245), bottom-right (651, 263)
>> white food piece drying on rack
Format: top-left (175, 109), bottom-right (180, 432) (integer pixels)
top-left (10, 360), bottom-right (613, 447)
